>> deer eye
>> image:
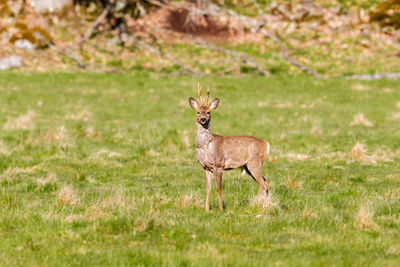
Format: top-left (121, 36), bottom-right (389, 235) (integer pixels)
top-left (207, 112), bottom-right (210, 114)
top-left (197, 112), bottom-right (200, 115)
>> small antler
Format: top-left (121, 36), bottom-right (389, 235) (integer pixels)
top-left (205, 85), bottom-right (210, 105)
top-left (197, 82), bottom-right (203, 105)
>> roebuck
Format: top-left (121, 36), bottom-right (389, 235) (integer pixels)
top-left (189, 84), bottom-right (270, 212)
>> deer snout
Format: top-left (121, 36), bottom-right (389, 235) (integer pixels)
top-left (200, 118), bottom-right (207, 124)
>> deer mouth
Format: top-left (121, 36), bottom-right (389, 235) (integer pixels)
top-left (198, 119), bottom-right (209, 128)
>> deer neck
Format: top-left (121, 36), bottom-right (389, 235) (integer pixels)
top-left (196, 123), bottom-right (213, 149)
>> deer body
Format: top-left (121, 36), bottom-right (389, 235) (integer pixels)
top-left (196, 124), bottom-right (269, 171)
top-left (189, 84), bottom-right (270, 212)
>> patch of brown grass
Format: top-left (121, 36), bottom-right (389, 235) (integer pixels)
top-left (391, 113), bottom-right (400, 120)
top-left (350, 113), bottom-right (373, 127)
top-left (181, 130), bottom-right (190, 149)
top-left (249, 194), bottom-right (279, 210)
top-left (84, 205), bottom-right (106, 221)
top-left (385, 190), bottom-right (400, 201)
top-left (147, 149), bottom-right (160, 157)
top-left (36, 173), bottom-right (57, 187)
top-left (0, 141), bottom-right (9, 155)
top-left (310, 124), bottom-right (322, 135)
top-left (285, 176), bottom-right (303, 190)
top-left (275, 102), bottom-right (292, 108)
top-left (65, 214), bottom-right (81, 223)
top-left (351, 84), bottom-right (369, 91)
top-left (371, 148), bottom-right (394, 162)
top-left (95, 149), bottom-right (122, 158)
top-left (42, 211), bottom-right (61, 221)
top-left (42, 126), bottom-right (68, 144)
top-left (4, 111), bottom-right (35, 130)
top-left (56, 186), bottom-right (79, 206)
top-left (286, 153), bottom-right (310, 161)
top-left (84, 126), bottom-right (101, 139)
top-left (100, 193), bottom-right (132, 210)
top-left (355, 204), bottom-right (376, 230)
top-left (258, 101), bottom-right (269, 107)
top-left (176, 193), bottom-right (202, 208)
top-left (387, 246), bottom-right (400, 256)
top-left (66, 109), bottom-right (92, 122)
top-left (301, 206), bottom-right (317, 219)
top-left (1, 166), bottom-right (40, 181)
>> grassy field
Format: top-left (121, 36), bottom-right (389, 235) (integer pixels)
top-left (0, 72), bottom-right (400, 266)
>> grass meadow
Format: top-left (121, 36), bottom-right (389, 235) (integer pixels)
top-left (0, 72), bottom-right (400, 266)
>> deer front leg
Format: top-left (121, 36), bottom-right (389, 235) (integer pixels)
top-left (204, 169), bottom-right (213, 212)
top-left (214, 168), bottom-right (224, 212)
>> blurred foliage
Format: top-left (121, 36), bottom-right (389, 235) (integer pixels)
top-left (369, 0), bottom-right (400, 29)
top-left (9, 22), bottom-right (53, 48)
top-left (73, 0), bottom-right (163, 18)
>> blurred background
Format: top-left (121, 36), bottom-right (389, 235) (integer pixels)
top-left (0, 0), bottom-right (399, 77)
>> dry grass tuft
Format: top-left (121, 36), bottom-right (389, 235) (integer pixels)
top-left (371, 148), bottom-right (394, 162)
top-left (285, 176), bottom-right (303, 190)
top-left (387, 246), bottom-right (400, 256)
top-left (286, 153), bottom-right (310, 161)
top-left (85, 126), bottom-right (102, 139)
top-left (4, 111), bottom-right (35, 130)
top-left (181, 130), bottom-right (190, 149)
top-left (147, 149), bottom-right (160, 157)
top-left (95, 149), bottom-right (122, 158)
top-left (310, 124), bottom-right (322, 135)
top-left (249, 194), bottom-right (279, 210)
top-left (391, 113), bottom-right (400, 120)
top-left (85, 205), bottom-right (106, 221)
top-left (56, 186), bottom-right (80, 206)
top-left (176, 193), bottom-right (202, 208)
top-left (100, 193), bottom-right (131, 210)
top-left (350, 113), bottom-right (373, 127)
top-left (385, 190), bottom-right (400, 201)
top-left (349, 142), bottom-right (376, 164)
top-left (1, 166), bottom-right (40, 181)
top-left (37, 173), bottom-right (57, 186)
top-left (275, 102), bottom-right (292, 108)
top-left (258, 101), bottom-right (269, 107)
top-left (65, 214), bottom-right (81, 223)
top-left (351, 84), bottom-right (369, 91)
top-left (42, 126), bottom-right (68, 144)
top-left (66, 109), bottom-right (92, 122)
top-left (350, 142), bottom-right (367, 160)
top-left (355, 204), bottom-right (376, 230)
top-left (0, 141), bottom-right (9, 155)
top-left (42, 211), bottom-right (61, 221)
top-left (301, 206), bottom-right (317, 219)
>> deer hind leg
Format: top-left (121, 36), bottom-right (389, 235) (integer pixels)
top-left (246, 160), bottom-right (268, 198)
top-left (214, 168), bottom-right (224, 212)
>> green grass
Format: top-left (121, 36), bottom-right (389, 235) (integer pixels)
top-left (0, 72), bottom-right (400, 266)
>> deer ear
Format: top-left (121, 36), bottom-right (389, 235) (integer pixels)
top-left (209, 98), bottom-right (220, 110)
top-left (189, 97), bottom-right (199, 109)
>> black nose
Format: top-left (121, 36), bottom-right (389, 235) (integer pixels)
top-left (200, 118), bottom-right (206, 123)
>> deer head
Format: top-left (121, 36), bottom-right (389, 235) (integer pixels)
top-left (189, 83), bottom-right (220, 127)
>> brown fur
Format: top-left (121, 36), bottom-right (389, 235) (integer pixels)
top-left (189, 87), bottom-right (270, 212)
